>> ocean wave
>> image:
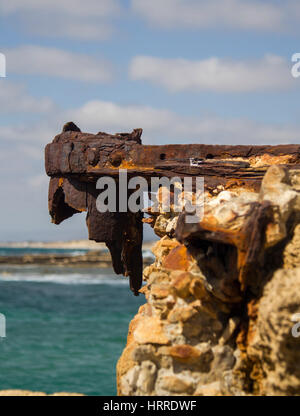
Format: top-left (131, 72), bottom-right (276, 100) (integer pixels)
top-left (0, 272), bottom-right (128, 285)
top-left (0, 247), bottom-right (91, 256)
top-left (0, 247), bottom-right (154, 258)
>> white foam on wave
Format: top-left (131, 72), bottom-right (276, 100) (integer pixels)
top-left (0, 272), bottom-right (128, 285)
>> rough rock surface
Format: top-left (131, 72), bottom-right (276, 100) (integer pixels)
top-left (247, 268), bottom-right (300, 395)
top-left (117, 165), bottom-right (300, 396)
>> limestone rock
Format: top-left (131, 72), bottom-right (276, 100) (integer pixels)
top-left (117, 167), bottom-right (300, 396)
top-left (194, 381), bottom-right (222, 396)
top-left (134, 316), bottom-right (170, 345)
top-left (156, 373), bottom-right (194, 395)
top-left (283, 223), bottom-right (300, 269)
top-left (247, 268), bottom-right (300, 395)
top-left (136, 361), bottom-right (157, 395)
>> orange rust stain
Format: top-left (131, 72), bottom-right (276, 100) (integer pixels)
top-left (162, 244), bottom-right (192, 271)
top-left (142, 218), bottom-right (154, 224)
top-left (172, 272), bottom-right (192, 298)
top-left (236, 298), bottom-right (259, 355)
top-left (236, 322), bottom-right (248, 354)
top-left (169, 344), bottom-right (199, 360)
top-left (225, 178), bottom-right (246, 189)
top-left (246, 299), bottom-right (259, 346)
top-left (202, 214), bottom-right (219, 227)
top-left (117, 160), bottom-right (154, 170)
top-left (88, 161), bottom-right (155, 172)
top-left (198, 220), bottom-right (244, 246)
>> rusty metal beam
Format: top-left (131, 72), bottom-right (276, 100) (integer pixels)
top-left (45, 123), bottom-right (300, 190)
top-left (45, 122), bottom-right (300, 295)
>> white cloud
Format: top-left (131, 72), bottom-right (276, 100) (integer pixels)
top-left (68, 100), bottom-right (175, 132)
top-left (2, 98), bottom-right (299, 150)
top-left (1, 0), bottom-right (120, 18)
top-left (17, 144), bottom-right (46, 161)
top-left (27, 173), bottom-right (49, 189)
top-left (0, 80), bottom-right (55, 112)
top-left (67, 99), bottom-right (300, 145)
top-left (131, 0), bottom-right (300, 33)
top-left (1, 0), bottom-right (121, 41)
top-left (26, 17), bottom-right (114, 41)
top-left (5, 45), bottom-right (114, 83)
top-left (0, 122), bottom-right (58, 146)
top-left (130, 55), bottom-right (293, 93)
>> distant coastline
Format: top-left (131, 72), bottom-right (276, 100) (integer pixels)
top-left (0, 240), bottom-right (107, 250)
top-left (0, 239), bottom-right (155, 250)
top-left (0, 240), bottom-right (155, 268)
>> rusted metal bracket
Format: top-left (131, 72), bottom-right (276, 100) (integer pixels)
top-left (45, 122), bottom-right (300, 295)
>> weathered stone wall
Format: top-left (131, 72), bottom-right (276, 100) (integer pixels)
top-left (117, 165), bottom-right (300, 396)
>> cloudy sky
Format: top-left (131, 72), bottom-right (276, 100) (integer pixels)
top-left (1, 0), bottom-right (300, 241)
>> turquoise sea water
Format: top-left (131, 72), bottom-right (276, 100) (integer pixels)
top-left (0, 247), bottom-right (91, 256)
top-left (0, 262), bottom-right (144, 395)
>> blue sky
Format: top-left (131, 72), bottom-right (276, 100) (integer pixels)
top-left (1, 0), bottom-right (300, 241)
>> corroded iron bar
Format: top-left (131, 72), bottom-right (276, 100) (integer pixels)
top-left (45, 122), bottom-right (300, 295)
top-left (45, 124), bottom-right (300, 191)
